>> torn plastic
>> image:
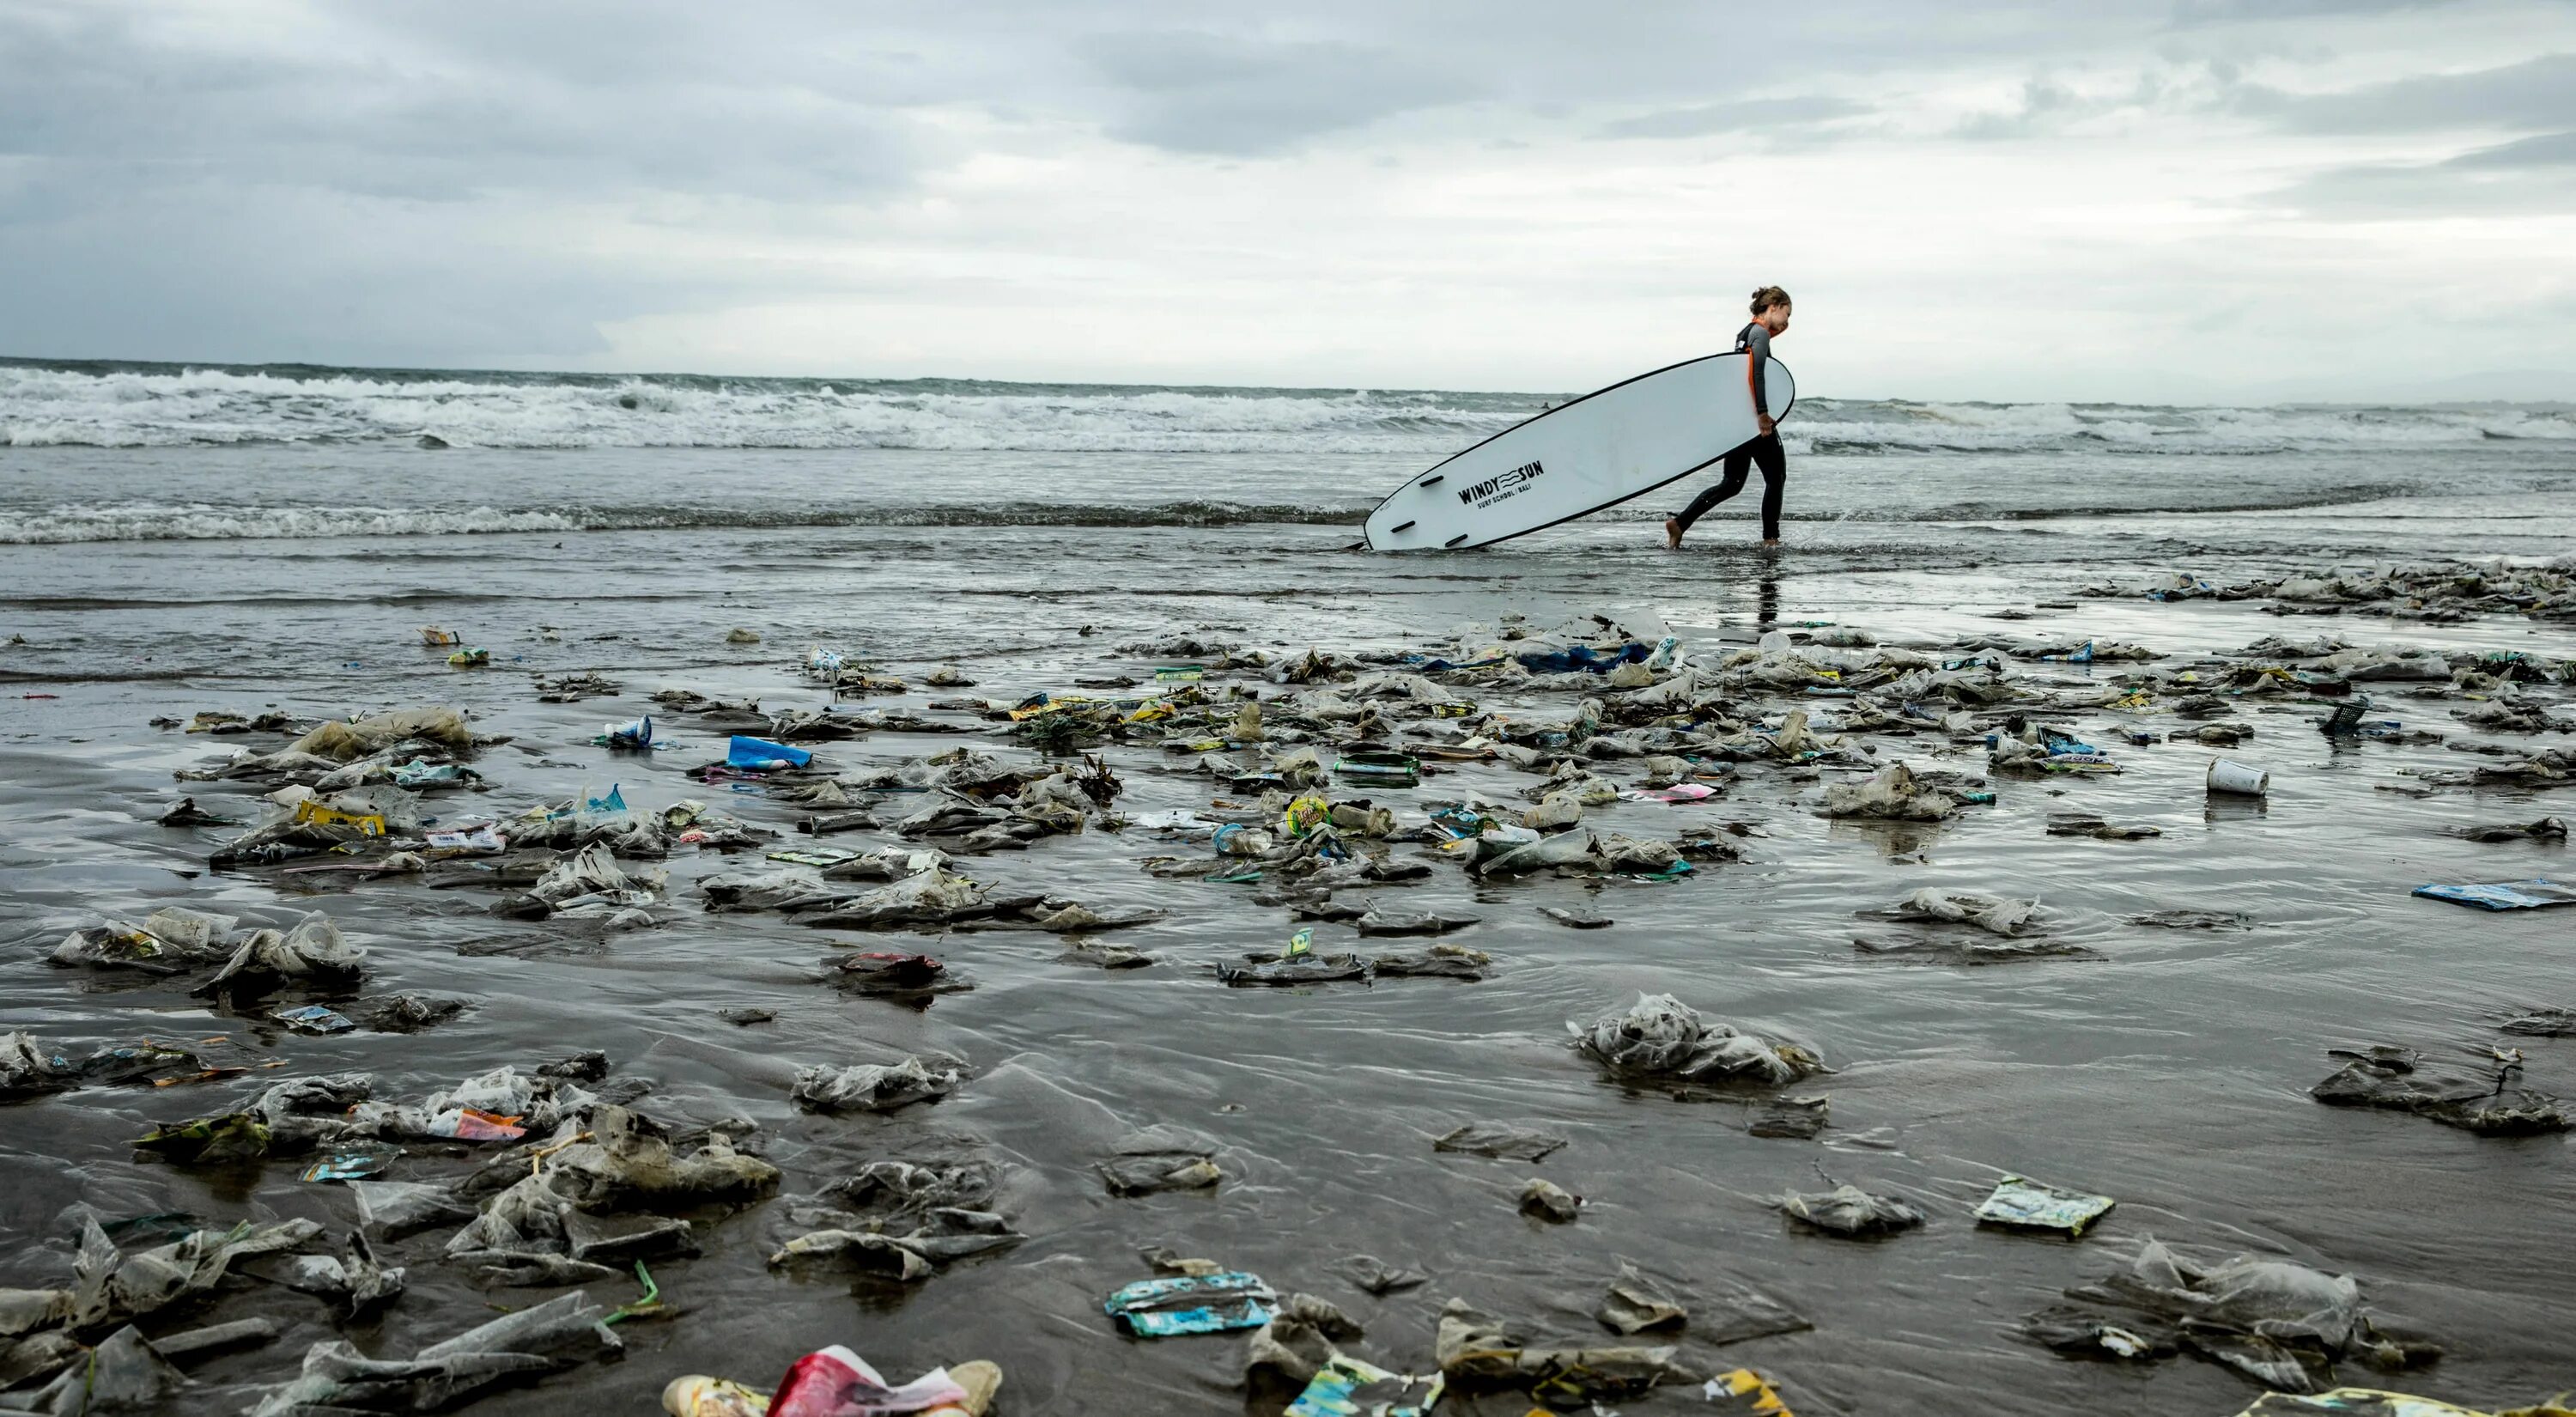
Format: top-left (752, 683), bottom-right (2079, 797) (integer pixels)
top-left (1820, 763), bottom-right (1959, 821)
top-left (1432, 1122), bottom-right (1565, 1162)
top-left (1105, 1272), bottom-right (1277, 1337)
top-left (1569, 993), bottom-right (1824, 1088)
top-left (1974, 1175), bottom-right (2117, 1237)
top-left (1433, 1298), bottom-right (1680, 1401)
top-left (195, 913), bottom-right (367, 998)
top-left (242, 1289), bottom-right (621, 1416)
top-left (766, 1345), bottom-right (974, 1417)
top-left (1099, 1128), bottom-right (1223, 1195)
top-left (1283, 1354), bottom-right (1443, 1417)
top-left (1519, 1178), bottom-right (1581, 1223)
top-left (1777, 1184), bottom-right (1923, 1238)
top-left (790, 1057), bottom-right (960, 1114)
top-left (2310, 1046), bottom-right (2569, 1134)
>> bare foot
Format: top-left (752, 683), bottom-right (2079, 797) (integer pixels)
top-left (1663, 517), bottom-right (1683, 550)
top-left (1761, 538), bottom-right (1783, 548)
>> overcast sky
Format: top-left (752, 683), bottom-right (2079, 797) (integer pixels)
top-left (4, 0), bottom-right (2574, 399)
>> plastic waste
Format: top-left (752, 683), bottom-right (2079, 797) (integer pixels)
top-left (727, 736), bottom-right (813, 771)
top-left (1881, 889), bottom-right (2039, 937)
top-left (1778, 1183), bottom-right (1924, 1238)
top-left (1570, 993), bottom-right (1824, 1087)
top-left (2208, 758), bottom-right (2270, 795)
top-left (1596, 1265), bottom-right (1687, 1334)
top-left (603, 715), bottom-right (657, 750)
top-left (1820, 763), bottom-right (1959, 821)
top-left (0, 1032), bottom-right (76, 1103)
top-left (2410, 879), bottom-right (2574, 911)
top-left (1974, 1175), bottom-right (2116, 1237)
top-left (663, 1375), bottom-right (772, 1417)
top-left (2310, 1046), bottom-right (2567, 1134)
top-left (1433, 1298), bottom-right (1677, 1400)
top-left (197, 913), bottom-right (367, 997)
top-left (1104, 1272), bottom-right (1277, 1336)
top-left (272, 1005), bottom-right (355, 1035)
top-left (1284, 1355), bottom-right (1443, 1417)
top-left (1519, 1177), bottom-right (1581, 1222)
top-left (789, 1057), bottom-right (960, 1114)
top-left (242, 1289), bottom-right (622, 1415)
top-left (1431, 1122), bottom-right (1565, 1161)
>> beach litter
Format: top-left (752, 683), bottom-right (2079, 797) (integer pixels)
top-left (1973, 1175), bottom-right (2117, 1237)
top-left (2409, 879), bottom-right (2575, 910)
top-left (1104, 1271), bottom-right (1277, 1336)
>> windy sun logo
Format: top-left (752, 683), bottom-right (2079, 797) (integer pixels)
top-left (1458, 459), bottom-right (1546, 508)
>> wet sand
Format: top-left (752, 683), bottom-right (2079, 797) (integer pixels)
top-left (3, 502), bottom-right (2573, 1414)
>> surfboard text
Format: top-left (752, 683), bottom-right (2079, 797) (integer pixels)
top-left (1459, 459), bottom-right (1545, 508)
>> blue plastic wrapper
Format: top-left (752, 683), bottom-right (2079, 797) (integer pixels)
top-left (1103, 1271), bottom-right (1275, 1336)
top-left (726, 736), bottom-right (811, 771)
top-left (2412, 879), bottom-right (2576, 911)
top-left (1285, 1355), bottom-right (1443, 1416)
top-left (272, 1005), bottom-right (356, 1035)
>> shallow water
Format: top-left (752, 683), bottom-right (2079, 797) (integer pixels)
top-left (2, 366), bottom-right (2573, 1415)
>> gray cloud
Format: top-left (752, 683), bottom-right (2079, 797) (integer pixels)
top-left (1078, 31), bottom-right (1473, 155)
top-left (0, 3), bottom-right (927, 204)
top-left (2263, 128), bottom-right (2576, 216)
top-left (1592, 95), bottom-right (1868, 140)
top-left (1, 0), bottom-right (2572, 386)
top-left (2230, 52), bottom-right (2576, 134)
top-left (2449, 129), bottom-right (2576, 166)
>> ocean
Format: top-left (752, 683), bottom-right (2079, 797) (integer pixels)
top-left (2, 356), bottom-right (2573, 1414)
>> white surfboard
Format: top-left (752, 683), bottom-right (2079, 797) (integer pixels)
top-left (1364, 351), bottom-right (1795, 550)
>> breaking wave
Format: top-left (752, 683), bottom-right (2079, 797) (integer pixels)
top-left (5, 358), bottom-right (2571, 454)
top-left (0, 501), bottom-right (1373, 544)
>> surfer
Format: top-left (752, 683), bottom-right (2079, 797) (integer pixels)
top-left (1665, 286), bottom-right (1791, 550)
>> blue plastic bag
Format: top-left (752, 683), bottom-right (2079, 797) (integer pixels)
top-left (726, 736), bottom-right (811, 771)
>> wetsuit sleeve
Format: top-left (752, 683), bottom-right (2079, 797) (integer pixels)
top-left (1744, 325), bottom-right (1771, 416)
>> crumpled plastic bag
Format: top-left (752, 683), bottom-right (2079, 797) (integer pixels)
top-left (288, 707), bottom-right (472, 763)
top-left (697, 867), bottom-right (835, 912)
top-left (243, 1289), bottom-right (619, 1417)
top-left (195, 913), bottom-right (366, 996)
top-left (1433, 1298), bottom-right (1678, 1399)
top-left (1886, 888), bottom-right (2039, 937)
top-left (541, 1105), bottom-right (781, 1212)
top-left (242, 1231), bottom-right (404, 1319)
top-left (800, 867), bottom-right (987, 927)
top-left (16, 1324), bottom-right (190, 1413)
top-left (790, 1057), bottom-right (960, 1113)
top-left (1821, 763), bottom-right (1959, 821)
top-left (528, 842), bottom-right (659, 909)
top-left (67, 1216), bottom-right (324, 1331)
top-left (52, 908), bottom-right (240, 975)
top-left (1777, 1183), bottom-right (1925, 1238)
top-left (1098, 1127), bottom-right (1224, 1195)
top-left (0, 1033), bottom-right (76, 1101)
top-left (1569, 993), bottom-right (1824, 1086)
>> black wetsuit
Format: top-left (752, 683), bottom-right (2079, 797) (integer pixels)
top-left (1673, 322), bottom-right (1786, 541)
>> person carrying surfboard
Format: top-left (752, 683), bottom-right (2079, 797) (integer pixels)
top-left (1665, 286), bottom-right (1792, 550)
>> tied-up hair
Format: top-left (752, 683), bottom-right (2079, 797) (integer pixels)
top-left (1749, 285), bottom-right (1791, 316)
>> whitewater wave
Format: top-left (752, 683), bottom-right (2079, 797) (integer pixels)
top-left (0, 484), bottom-right (2453, 544)
top-left (5, 359), bottom-right (2572, 454)
top-left (0, 500), bottom-right (1373, 544)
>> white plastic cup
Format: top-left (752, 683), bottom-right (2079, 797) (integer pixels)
top-left (2207, 758), bottom-right (2269, 796)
